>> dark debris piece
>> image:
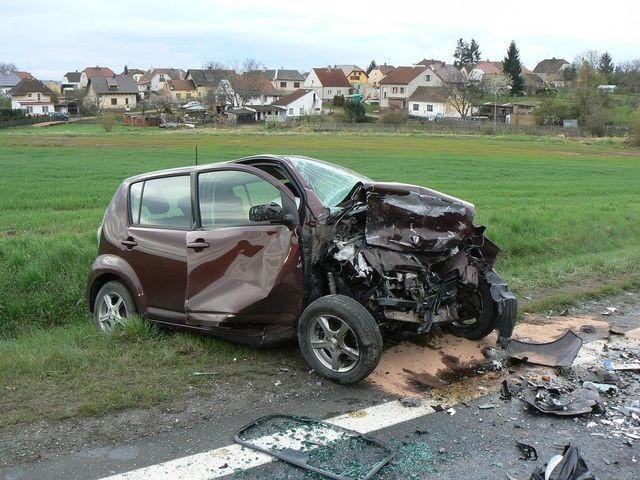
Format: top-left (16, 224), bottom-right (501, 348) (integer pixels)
top-left (529, 445), bottom-right (596, 480)
top-left (516, 441), bottom-right (538, 461)
top-left (522, 385), bottom-right (603, 417)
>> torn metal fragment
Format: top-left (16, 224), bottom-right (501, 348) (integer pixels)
top-left (529, 445), bottom-right (596, 480)
top-left (506, 330), bottom-right (583, 367)
top-left (522, 386), bottom-right (603, 417)
top-left (516, 440), bottom-right (538, 461)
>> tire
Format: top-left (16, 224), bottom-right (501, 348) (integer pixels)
top-left (444, 278), bottom-right (497, 340)
top-left (297, 294), bottom-right (383, 384)
top-left (93, 280), bottom-right (136, 332)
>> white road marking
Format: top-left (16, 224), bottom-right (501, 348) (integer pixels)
top-left (98, 400), bottom-right (435, 480)
top-left (100, 327), bottom-right (640, 480)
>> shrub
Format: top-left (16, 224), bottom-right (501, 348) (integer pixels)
top-left (101, 114), bottom-right (117, 132)
top-left (629, 108), bottom-right (640, 146)
top-left (332, 94), bottom-right (345, 107)
top-left (343, 101), bottom-right (366, 123)
top-left (535, 99), bottom-right (569, 126)
top-left (379, 109), bottom-right (406, 125)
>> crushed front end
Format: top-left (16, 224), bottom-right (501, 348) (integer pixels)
top-left (314, 182), bottom-right (517, 346)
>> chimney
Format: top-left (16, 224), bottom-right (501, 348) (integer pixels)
top-left (124, 65), bottom-right (128, 75)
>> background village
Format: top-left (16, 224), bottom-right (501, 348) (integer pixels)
top-left (2, 39), bottom-right (640, 138)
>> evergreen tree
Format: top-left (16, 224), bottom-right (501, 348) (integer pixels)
top-left (502, 40), bottom-right (524, 95)
top-left (366, 60), bottom-right (377, 75)
top-left (598, 52), bottom-right (614, 82)
top-left (453, 38), bottom-right (468, 68)
top-left (468, 39), bottom-right (481, 64)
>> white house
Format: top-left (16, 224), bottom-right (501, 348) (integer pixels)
top-left (302, 68), bottom-right (351, 102)
top-left (138, 68), bottom-right (186, 98)
top-left (379, 66), bottom-right (443, 110)
top-left (271, 89), bottom-right (321, 119)
top-left (467, 61), bottom-right (502, 82)
top-left (9, 79), bottom-right (56, 115)
top-left (61, 71), bottom-right (81, 91)
top-left (407, 86), bottom-right (461, 120)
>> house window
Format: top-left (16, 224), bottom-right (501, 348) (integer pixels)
top-left (427, 105), bottom-right (433, 112)
top-left (111, 98), bottom-right (118, 105)
top-left (299, 107), bottom-right (304, 115)
top-left (280, 81), bottom-right (287, 88)
top-left (400, 87), bottom-right (405, 94)
top-left (176, 93), bottom-right (181, 100)
top-left (28, 93), bottom-right (32, 97)
top-left (187, 92), bottom-right (192, 98)
top-left (43, 106), bottom-right (49, 113)
top-left (384, 91), bottom-right (387, 99)
top-left (327, 89), bottom-right (332, 96)
top-left (288, 108), bottom-right (294, 115)
top-left (198, 91), bottom-right (202, 98)
top-left (392, 87), bottom-right (398, 93)
top-left (27, 106), bottom-right (33, 114)
top-left (37, 93), bottom-right (41, 100)
top-left (337, 90), bottom-right (341, 95)
top-left (159, 74), bottom-right (165, 82)
top-left (413, 104), bottom-right (419, 111)
top-left (426, 75), bottom-right (431, 81)
top-left (125, 98), bottom-right (129, 105)
top-left (294, 82), bottom-right (300, 88)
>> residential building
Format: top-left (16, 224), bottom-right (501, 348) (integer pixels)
top-left (85, 75), bottom-right (138, 110)
top-left (44, 81), bottom-right (61, 95)
top-left (302, 68), bottom-right (351, 102)
top-left (407, 86), bottom-right (460, 120)
top-left (0, 73), bottom-right (21, 96)
top-left (434, 65), bottom-right (465, 84)
top-left (162, 79), bottom-right (197, 103)
top-left (521, 68), bottom-right (545, 95)
top-left (8, 78), bottom-right (55, 115)
top-left (271, 89), bottom-right (321, 119)
top-left (240, 73), bottom-right (280, 106)
top-left (80, 66), bottom-right (115, 88)
top-left (415, 59), bottom-right (446, 68)
top-left (367, 65), bottom-right (394, 99)
top-left (121, 66), bottom-right (145, 82)
top-left (334, 65), bottom-right (368, 94)
top-left (266, 69), bottom-right (305, 94)
top-left (533, 58), bottom-right (570, 87)
top-left (138, 68), bottom-right (186, 97)
top-left (379, 66), bottom-right (442, 110)
top-left (467, 61), bottom-right (502, 81)
top-left (15, 71), bottom-right (35, 80)
top-left (185, 68), bottom-right (235, 104)
top-left (62, 71), bottom-right (81, 91)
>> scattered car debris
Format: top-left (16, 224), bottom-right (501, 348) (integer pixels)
top-left (446, 407), bottom-right (456, 416)
top-left (579, 324), bottom-right (596, 334)
top-left (582, 381), bottom-right (618, 394)
top-left (609, 324), bottom-right (631, 336)
top-left (516, 440), bottom-right (538, 461)
top-left (478, 403), bottom-right (497, 410)
top-left (506, 331), bottom-right (583, 367)
top-left (399, 397), bottom-right (422, 408)
top-left (601, 307), bottom-right (617, 316)
top-left (234, 414), bottom-right (395, 480)
top-left (192, 371), bottom-right (215, 376)
top-left (522, 385), bottom-right (603, 417)
top-left (529, 445), bottom-right (595, 480)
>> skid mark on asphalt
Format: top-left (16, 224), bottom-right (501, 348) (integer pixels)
top-left (100, 325), bottom-right (640, 480)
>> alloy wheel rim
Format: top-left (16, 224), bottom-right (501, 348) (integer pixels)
top-left (97, 292), bottom-right (128, 332)
top-left (309, 314), bottom-right (360, 373)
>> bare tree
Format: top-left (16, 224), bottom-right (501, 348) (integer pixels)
top-left (144, 92), bottom-right (177, 114)
top-left (202, 60), bottom-right (227, 70)
top-left (481, 73), bottom-right (512, 125)
top-left (445, 81), bottom-right (483, 118)
top-left (83, 89), bottom-right (104, 118)
top-left (0, 62), bottom-right (17, 75)
top-left (226, 58), bottom-right (268, 107)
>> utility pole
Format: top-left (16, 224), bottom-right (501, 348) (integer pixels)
top-left (195, 145), bottom-right (198, 165)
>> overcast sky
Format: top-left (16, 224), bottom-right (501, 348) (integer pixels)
top-left (3, 0), bottom-right (640, 79)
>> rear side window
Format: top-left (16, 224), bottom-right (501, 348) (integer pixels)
top-left (198, 170), bottom-right (284, 228)
top-left (129, 176), bottom-right (192, 230)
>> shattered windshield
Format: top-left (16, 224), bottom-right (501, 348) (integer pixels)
top-left (287, 156), bottom-right (370, 208)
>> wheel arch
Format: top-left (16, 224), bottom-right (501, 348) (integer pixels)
top-left (87, 255), bottom-right (146, 313)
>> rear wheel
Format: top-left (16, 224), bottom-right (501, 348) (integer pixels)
top-left (297, 295), bottom-right (383, 384)
top-left (93, 281), bottom-right (136, 332)
top-left (444, 279), bottom-right (497, 340)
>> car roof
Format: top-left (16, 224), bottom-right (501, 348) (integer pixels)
top-left (123, 154), bottom-right (299, 184)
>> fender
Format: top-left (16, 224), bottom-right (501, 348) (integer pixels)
top-left (87, 254), bottom-right (147, 314)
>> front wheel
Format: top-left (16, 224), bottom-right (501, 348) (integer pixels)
top-left (444, 277), bottom-right (497, 340)
top-left (297, 295), bottom-right (383, 384)
top-left (93, 281), bottom-right (136, 332)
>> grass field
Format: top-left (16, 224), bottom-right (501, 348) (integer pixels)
top-left (1, 123), bottom-right (640, 427)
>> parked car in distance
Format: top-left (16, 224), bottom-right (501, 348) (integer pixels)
top-left (48, 111), bottom-right (69, 121)
top-left (180, 101), bottom-right (202, 109)
top-left (87, 155), bottom-right (517, 383)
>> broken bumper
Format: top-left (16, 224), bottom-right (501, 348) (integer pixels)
top-left (485, 270), bottom-right (518, 345)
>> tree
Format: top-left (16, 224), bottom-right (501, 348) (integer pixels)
top-left (202, 60), bottom-right (227, 70)
top-left (343, 100), bottom-right (366, 123)
top-left (468, 39), bottom-right (481, 64)
top-left (629, 107), bottom-right (640, 146)
top-left (0, 62), bottom-right (17, 75)
top-left (570, 62), bottom-right (613, 136)
top-left (453, 38), bottom-right (468, 68)
top-left (481, 73), bottom-right (512, 125)
top-left (445, 81), bottom-right (483, 118)
top-left (226, 58), bottom-right (267, 107)
top-left (366, 60), bottom-right (377, 75)
top-left (144, 92), bottom-right (176, 114)
top-left (502, 40), bottom-right (524, 95)
top-left (598, 52), bottom-right (614, 83)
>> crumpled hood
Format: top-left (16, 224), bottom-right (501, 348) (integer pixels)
top-left (362, 182), bottom-right (476, 253)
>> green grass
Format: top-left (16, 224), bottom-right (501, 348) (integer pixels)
top-left (1, 123), bottom-right (639, 426)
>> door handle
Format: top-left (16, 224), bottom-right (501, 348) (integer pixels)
top-left (187, 240), bottom-right (210, 249)
top-left (121, 237), bottom-right (138, 248)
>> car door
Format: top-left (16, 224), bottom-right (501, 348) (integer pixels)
top-left (185, 164), bottom-right (304, 331)
top-left (120, 174), bottom-right (193, 321)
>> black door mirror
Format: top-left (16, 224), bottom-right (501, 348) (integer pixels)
top-left (249, 202), bottom-right (295, 224)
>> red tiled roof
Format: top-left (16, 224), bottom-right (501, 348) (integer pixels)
top-left (272, 89), bottom-right (312, 106)
top-left (312, 68), bottom-right (351, 87)
top-left (379, 66), bottom-right (427, 85)
top-left (83, 66), bottom-right (115, 78)
top-left (166, 79), bottom-right (196, 91)
top-left (473, 61), bottom-right (502, 75)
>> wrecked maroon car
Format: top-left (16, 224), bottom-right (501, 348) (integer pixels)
top-left (88, 155), bottom-right (516, 384)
